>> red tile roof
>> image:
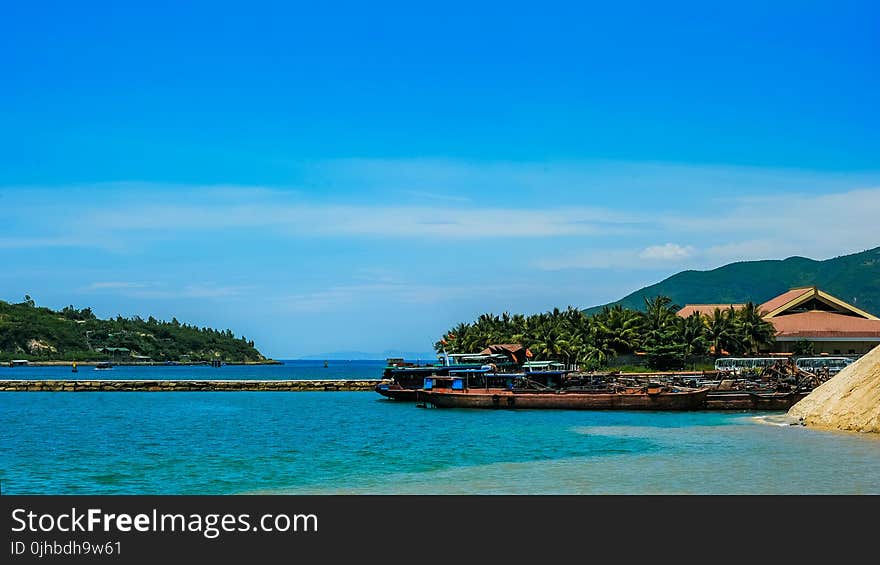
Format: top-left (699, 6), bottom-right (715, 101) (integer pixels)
top-left (676, 304), bottom-right (745, 317)
top-left (758, 287), bottom-right (814, 315)
top-left (770, 311), bottom-right (880, 338)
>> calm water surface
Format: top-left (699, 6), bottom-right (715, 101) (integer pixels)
top-left (0, 359), bottom-right (387, 380)
top-left (2, 389), bottom-right (879, 494)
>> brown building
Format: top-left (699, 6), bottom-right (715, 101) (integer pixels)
top-left (676, 286), bottom-right (880, 355)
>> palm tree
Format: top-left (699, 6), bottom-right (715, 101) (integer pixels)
top-left (643, 295), bottom-right (678, 342)
top-left (436, 322), bottom-right (472, 354)
top-left (579, 342), bottom-right (611, 368)
top-left (705, 307), bottom-right (739, 356)
top-left (533, 322), bottom-right (564, 361)
top-left (676, 312), bottom-right (708, 368)
top-left (607, 305), bottom-right (645, 354)
top-left (735, 302), bottom-right (776, 355)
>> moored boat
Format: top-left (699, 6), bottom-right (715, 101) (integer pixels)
top-left (704, 391), bottom-right (810, 410)
top-left (424, 386), bottom-right (709, 410)
top-left (376, 349), bottom-right (537, 401)
top-left (376, 369), bottom-right (521, 401)
top-left (746, 391), bottom-right (810, 410)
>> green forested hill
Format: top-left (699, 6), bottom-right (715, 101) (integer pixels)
top-left (585, 246), bottom-right (880, 315)
top-left (0, 297), bottom-right (269, 362)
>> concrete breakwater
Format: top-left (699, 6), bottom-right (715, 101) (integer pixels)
top-left (0, 379), bottom-right (382, 392)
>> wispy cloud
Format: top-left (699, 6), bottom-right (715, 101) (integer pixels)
top-left (666, 187), bottom-right (880, 263)
top-left (534, 248), bottom-right (698, 271)
top-left (276, 280), bottom-right (586, 312)
top-left (140, 284), bottom-right (247, 299)
top-left (638, 243), bottom-right (695, 260)
top-left (0, 236), bottom-right (124, 250)
top-left (81, 281), bottom-right (248, 299)
top-left (62, 202), bottom-right (636, 239)
top-left (278, 282), bottom-right (504, 313)
top-left (538, 186), bottom-right (880, 270)
top-left (4, 163), bottom-right (880, 268)
top-left (395, 189), bottom-right (472, 203)
top-left (85, 282), bottom-right (151, 290)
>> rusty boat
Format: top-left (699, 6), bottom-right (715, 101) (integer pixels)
top-left (423, 384), bottom-right (709, 411)
top-left (376, 350), bottom-right (568, 402)
top-left (704, 390), bottom-right (811, 410)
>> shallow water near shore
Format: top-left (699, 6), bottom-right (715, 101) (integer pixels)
top-left (2, 390), bottom-right (880, 495)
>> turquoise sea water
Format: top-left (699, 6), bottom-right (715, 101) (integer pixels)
top-left (2, 371), bottom-right (880, 494)
top-left (0, 359), bottom-right (387, 380)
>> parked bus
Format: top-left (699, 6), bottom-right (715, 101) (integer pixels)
top-left (795, 356), bottom-right (853, 375)
top-left (713, 357), bottom-right (781, 373)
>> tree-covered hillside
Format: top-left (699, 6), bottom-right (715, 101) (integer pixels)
top-left (584, 246), bottom-right (880, 316)
top-left (0, 296), bottom-right (269, 363)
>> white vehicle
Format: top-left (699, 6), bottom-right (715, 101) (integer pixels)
top-left (441, 353), bottom-right (510, 367)
top-left (795, 356), bottom-right (853, 375)
top-left (713, 357), bottom-right (781, 373)
top-left (522, 360), bottom-right (567, 372)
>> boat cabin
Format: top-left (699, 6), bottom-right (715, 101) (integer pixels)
top-left (425, 369), bottom-right (521, 391)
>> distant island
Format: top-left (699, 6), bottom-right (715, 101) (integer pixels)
top-left (0, 296), bottom-right (273, 364)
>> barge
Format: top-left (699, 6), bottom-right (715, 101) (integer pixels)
top-left (424, 386), bottom-right (709, 410)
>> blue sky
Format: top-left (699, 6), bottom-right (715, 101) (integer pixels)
top-left (1, 1), bottom-right (878, 358)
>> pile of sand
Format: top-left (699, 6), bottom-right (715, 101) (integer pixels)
top-left (788, 344), bottom-right (880, 433)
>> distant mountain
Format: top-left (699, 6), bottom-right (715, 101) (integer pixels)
top-left (584, 246), bottom-right (880, 316)
top-left (298, 350), bottom-right (438, 361)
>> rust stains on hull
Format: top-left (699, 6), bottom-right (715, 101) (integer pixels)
top-left (425, 388), bottom-right (709, 410)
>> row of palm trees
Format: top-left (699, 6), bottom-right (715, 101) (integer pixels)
top-left (434, 297), bottom-right (778, 370)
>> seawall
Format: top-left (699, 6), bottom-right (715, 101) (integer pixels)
top-left (0, 379), bottom-right (381, 392)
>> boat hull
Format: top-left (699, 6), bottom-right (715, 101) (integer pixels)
top-left (425, 388), bottom-right (709, 410)
top-left (704, 391), bottom-right (810, 410)
top-left (375, 382), bottom-right (422, 401)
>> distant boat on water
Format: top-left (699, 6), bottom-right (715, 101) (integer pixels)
top-left (94, 361), bottom-right (113, 371)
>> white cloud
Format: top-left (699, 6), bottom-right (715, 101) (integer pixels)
top-left (277, 280), bottom-right (588, 312)
top-left (82, 281), bottom-right (247, 299)
top-left (533, 249), bottom-right (681, 271)
top-left (703, 240), bottom-right (784, 262)
top-left (4, 163), bottom-right (880, 268)
top-left (85, 281), bottom-right (150, 290)
top-left (638, 243), bottom-right (695, 260)
top-left (61, 202), bottom-right (636, 240)
top-left (279, 282), bottom-right (493, 312)
top-left (538, 186), bottom-right (880, 271)
top-left (0, 236), bottom-right (125, 250)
